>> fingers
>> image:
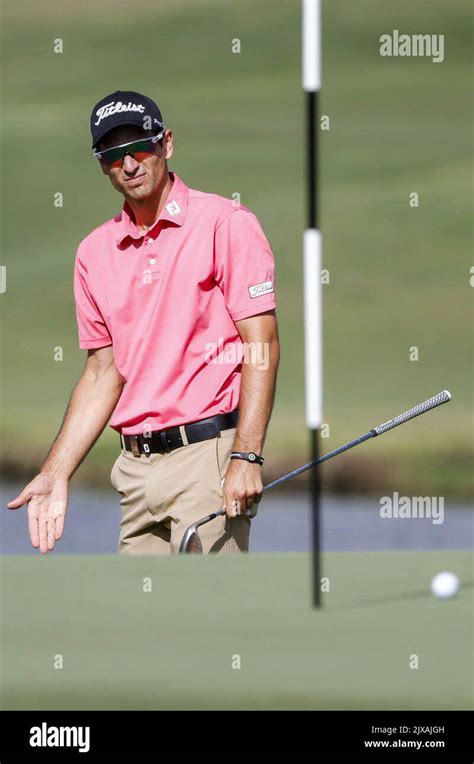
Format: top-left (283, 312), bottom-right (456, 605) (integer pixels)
top-left (47, 515), bottom-right (56, 551)
top-left (28, 510), bottom-right (59, 554)
top-left (27, 504), bottom-right (40, 549)
top-left (38, 514), bottom-right (49, 555)
top-left (55, 513), bottom-right (65, 541)
top-left (7, 488), bottom-right (34, 509)
top-left (224, 494), bottom-right (262, 517)
top-left (50, 498), bottom-right (66, 546)
top-left (26, 493), bottom-right (67, 553)
top-left (226, 497), bottom-right (241, 518)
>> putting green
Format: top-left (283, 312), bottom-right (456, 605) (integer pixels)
top-left (1, 551), bottom-right (472, 710)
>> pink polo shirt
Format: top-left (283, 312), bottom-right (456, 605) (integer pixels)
top-left (74, 173), bottom-right (276, 434)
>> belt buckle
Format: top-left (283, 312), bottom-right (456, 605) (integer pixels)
top-left (130, 436), bottom-right (140, 458)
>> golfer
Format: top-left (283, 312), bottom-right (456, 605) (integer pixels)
top-left (8, 90), bottom-right (280, 555)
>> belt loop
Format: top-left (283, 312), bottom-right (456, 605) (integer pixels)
top-left (159, 430), bottom-right (169, 453)
top-left (120, 433), bottom-right (125, 453)
top-left (179, 425), bottom-right (189, 446)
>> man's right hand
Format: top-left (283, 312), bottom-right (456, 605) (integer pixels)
top-left (6, 473), bottom-right (68, 554)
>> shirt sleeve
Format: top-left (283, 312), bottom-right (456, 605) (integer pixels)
top-left (73, 247), bottom-right (112, 349)
top-left (214, 207), bottom-right (277, 322)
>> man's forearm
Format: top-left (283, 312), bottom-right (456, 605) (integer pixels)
top-left (233, 336), bottom-right (280, 455)
top-left (41, 366), bottom-right (123, 479)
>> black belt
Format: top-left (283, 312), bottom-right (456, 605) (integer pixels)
top-left (121, 410), bottom-right (239, 456)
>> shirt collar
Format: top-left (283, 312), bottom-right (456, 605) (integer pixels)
top-left (115, 172), bottom-right (189, 246)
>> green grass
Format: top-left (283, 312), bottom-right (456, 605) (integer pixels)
top-left (1, 551), bottom-right (472, 710)
top-left (1, 0), bottom-right (472, 496)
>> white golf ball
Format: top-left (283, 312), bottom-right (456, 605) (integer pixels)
top-left (430, 571), bottom-right (460, 599)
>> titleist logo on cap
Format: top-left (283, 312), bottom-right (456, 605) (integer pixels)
top-left (94, 100), bottom-right (145, 126)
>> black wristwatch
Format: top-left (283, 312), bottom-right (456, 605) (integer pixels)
top-left (230, 451), bottom-right (264, 466)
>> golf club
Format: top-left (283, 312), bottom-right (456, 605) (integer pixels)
top-left (178, 390), bottom-right (452, 553)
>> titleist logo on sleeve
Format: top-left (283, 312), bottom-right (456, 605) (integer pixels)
top-left (94, 100), bottom-right (145, 126)
top-left (248, 280), bottom-right (274, 298)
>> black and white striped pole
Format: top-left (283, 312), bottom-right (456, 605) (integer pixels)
top-left (302, 0), bottom-right (323, 608)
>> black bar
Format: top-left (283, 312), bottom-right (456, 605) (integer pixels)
top-left (0, 710), bottom-right (471, 756)
top-left (311, 428), bottom-right (321, 607)
top-left (306, 90), bottom-right (318, 229)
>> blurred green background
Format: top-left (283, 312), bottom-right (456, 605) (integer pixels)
top-left (1, 0), bottom-right (472, 497)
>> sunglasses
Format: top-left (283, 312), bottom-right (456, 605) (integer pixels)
top-left (93, 132), bottom-right (164, 168)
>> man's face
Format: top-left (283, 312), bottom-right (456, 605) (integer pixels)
top-left (97, 125), bottom-right (173, 201)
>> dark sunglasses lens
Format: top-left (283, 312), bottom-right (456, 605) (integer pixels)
top-left (103, 147), bottom-right (125, 167)
top-left (101, 139), bottom-right (157, 167)
top-left (133, 148), bottom-right (155, 162)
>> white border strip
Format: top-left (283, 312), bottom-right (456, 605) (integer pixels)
top-left (302, 0), bottom-right (321, 92)
top-left (304, 229), bottom-right (323, 428)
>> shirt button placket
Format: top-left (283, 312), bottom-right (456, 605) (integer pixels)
top-left (146, 236), bottom-right (153, 265)
top-left (143, 235), bottom-right (158, 274)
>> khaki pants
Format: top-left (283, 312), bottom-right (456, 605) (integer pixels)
top-left (110, 427), bottom-right (252, 555)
